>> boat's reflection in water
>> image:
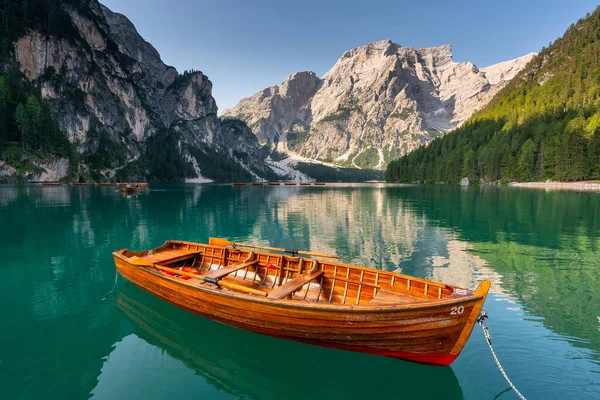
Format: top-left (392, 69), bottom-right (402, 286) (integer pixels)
top-left (113, 284), bottom-right (464, 400)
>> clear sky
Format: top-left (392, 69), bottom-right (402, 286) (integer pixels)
top-left (101, 0), bottom-right (598, 111)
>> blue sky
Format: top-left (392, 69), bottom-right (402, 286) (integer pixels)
top-left (102, 0), bottom-right (599, 111)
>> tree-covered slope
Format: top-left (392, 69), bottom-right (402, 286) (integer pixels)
top-left (386, 7), bottom-right (600, 183)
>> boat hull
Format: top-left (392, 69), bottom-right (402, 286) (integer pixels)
top-left (114, 255), bottom-right (489, 366)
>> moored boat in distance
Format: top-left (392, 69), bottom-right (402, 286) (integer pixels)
top-left (122, 183), bottom-right (140, 193)
top-left (232, 183), bottom-right (247, 187)
top-left (284, 182), bottom-right (298, 186)
top-left (113, 237), bottom-right (491, 366)
top-left (70, 182), bottom-right (93, 186)
top-left (313, 183), bottom-right (326, 186)
top-left (251, 182), bottom-right (264, 187)
top-left (39, 182), bottom-right (63, 186)
top-left (267, 182), bottom-right (280, 186)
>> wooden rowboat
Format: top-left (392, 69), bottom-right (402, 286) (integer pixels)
top-left (70, 182), bottom-right (93, 186)
top-left (116, 182), bottom-right (148, 188)
top-left (113, 237), bottom-right (490, 366)
top-left (232, 183), bottom-right (247, 187)
top-left (122, 183), bottom-right (140, 194)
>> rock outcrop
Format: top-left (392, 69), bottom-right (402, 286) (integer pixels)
top-left (224, 40), bottom-right (535, 169)
top-left (10, 0), bottom-right (270, 181)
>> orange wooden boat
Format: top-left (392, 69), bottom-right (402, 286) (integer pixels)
top-left (70, 182), bottom-right (93, 186)
top-left (122, 183), bottom-right (140, 193)
top-left (113, 238), bottom-right (490, 366)
top-left (117, 182), bottom-right (148, 187)
top-left (267, 182), bottom-right (280, 186)
top-left (313, 183), bottom-right (326, 186)
top-left (300, 183), bottom-right (313, 186)
top-left (232, 183), bottom-right (247, 187)
top-left (284, 182), bottom-right (298, 186)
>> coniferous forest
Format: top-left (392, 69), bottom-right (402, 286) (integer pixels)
top-left (0, 1), bottom-right (76, 178)
top-left (386, 8), bottom-right (600, 183)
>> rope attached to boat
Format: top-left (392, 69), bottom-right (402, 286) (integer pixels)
top-left (477, 310), bottom-right (527, 400)
top-left (102, 270), bottom-right (119, 300)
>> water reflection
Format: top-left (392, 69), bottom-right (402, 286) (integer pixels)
top-left (2, 183), bottom-right (600, 399)
top-left (109, 285), bottom-right (463, 400)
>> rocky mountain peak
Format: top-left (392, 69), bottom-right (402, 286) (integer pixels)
top-left (224, 40), bottom-right (536, 170)
top-left (8, 0), bottom-right (273, 182)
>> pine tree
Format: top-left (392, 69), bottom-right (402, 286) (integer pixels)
top-left (15, 103), bottom-right (29, 149)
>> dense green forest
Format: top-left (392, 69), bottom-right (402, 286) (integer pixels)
top-left (386, 7), bottom-right (600, 183)
top-left (295, 162), bottom-right (384, 182)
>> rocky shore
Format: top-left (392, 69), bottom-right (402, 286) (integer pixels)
top-left (508, 181), bottom-right (600, 191)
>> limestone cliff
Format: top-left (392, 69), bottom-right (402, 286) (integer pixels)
top-left (8, 0), bottom-right (270, 181)
top-left (224, 40), bottom-right (535, 169)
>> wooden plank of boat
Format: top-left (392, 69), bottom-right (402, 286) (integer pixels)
top-left (113, 239), bottom-right (491, 366)
top-left (268, 270), bottom-right (323, 299)
top-left (204, 259), bottom-right (259, 280)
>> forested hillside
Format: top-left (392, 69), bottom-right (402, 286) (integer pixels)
top-left (386, 7), bottom-right (600, 183)
top-left (0, 1), bottom-right (76, 181)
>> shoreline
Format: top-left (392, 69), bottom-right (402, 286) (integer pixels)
top-left (507, 181), bottom-right (600, 191)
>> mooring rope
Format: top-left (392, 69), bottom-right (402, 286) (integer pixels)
top-left (477, 310), bottom-right (527, 400)
top-left (102, 270), bottom-right (119, 300)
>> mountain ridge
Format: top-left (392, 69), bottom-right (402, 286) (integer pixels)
top-left (224, 40), bottom-right (535, 169)
top-left (0, 0), bottom-right (274, 182)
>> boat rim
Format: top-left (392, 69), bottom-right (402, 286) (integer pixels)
top-left (113, 246), bottom-right (490, 313)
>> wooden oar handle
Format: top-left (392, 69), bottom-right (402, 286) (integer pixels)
top-left (209, 238), bottom-right (340, 259)
top-left (297, 250), bottom-right (340, 259)
top-left (218, 281), bottom-right (268, 297)
top-left (156, 265), bottom-right (267, 296)
top-left (155, 265), bottom-right (200, 279)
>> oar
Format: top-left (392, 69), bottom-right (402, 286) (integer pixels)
top-left (154, 265), bottom-right (267, 296)
top-left (210, 238), bottom-right (340, 259)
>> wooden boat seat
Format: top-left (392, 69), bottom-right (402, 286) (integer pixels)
top-left (144, 249), bottom-right (199, 265)
top-left (204, 260), bottom-right (259, 280)
top-left (268, 270), bottom-right (323, 299)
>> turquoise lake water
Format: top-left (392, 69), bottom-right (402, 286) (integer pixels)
top-left (0, 183), bottom-right (599, 399)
